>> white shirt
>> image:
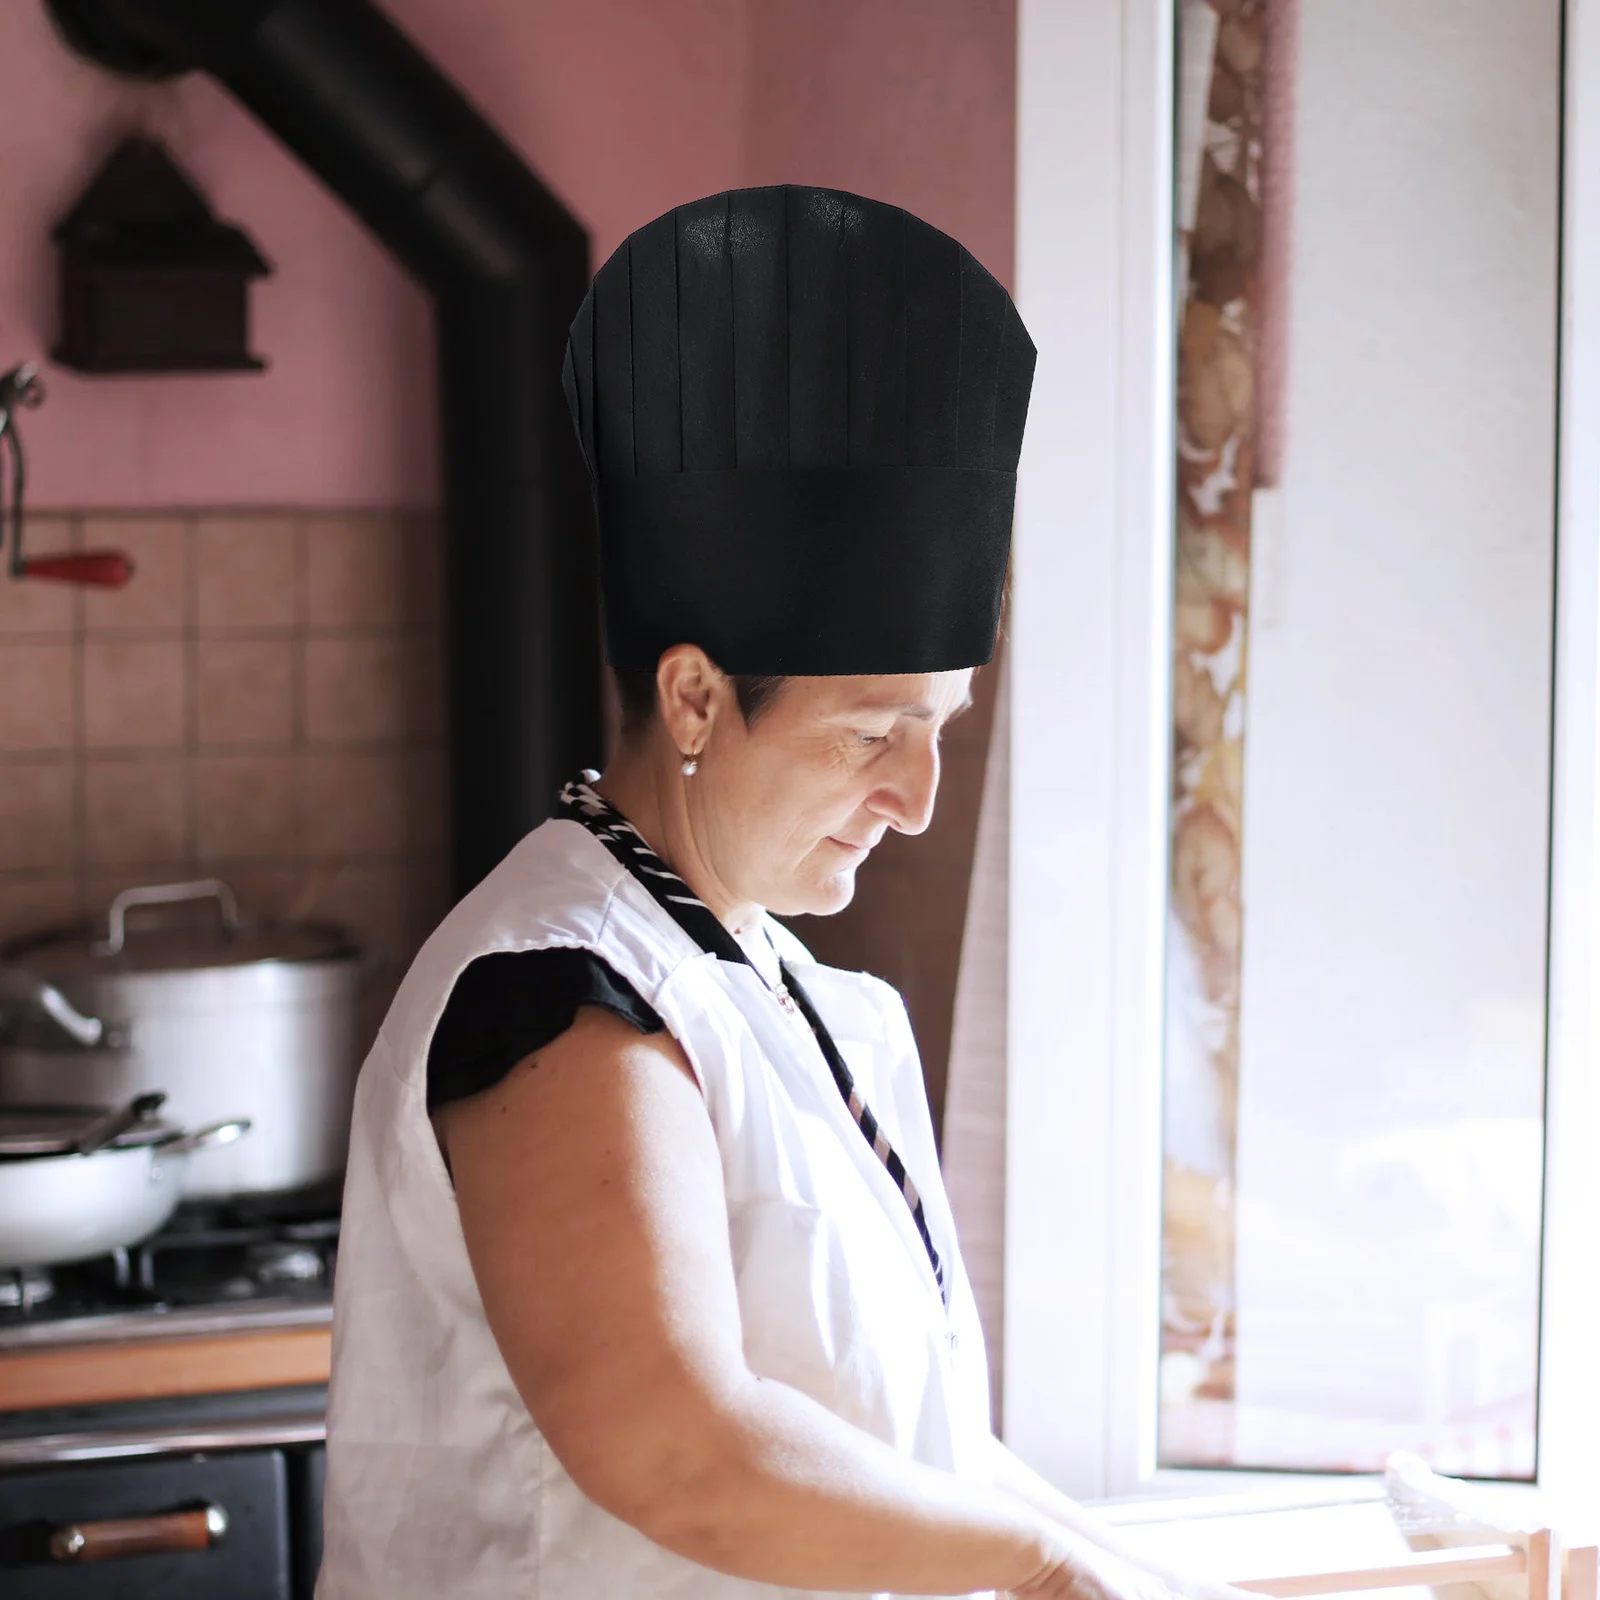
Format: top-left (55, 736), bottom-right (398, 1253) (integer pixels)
top-left (317, 817), bottom-right (994, 1599)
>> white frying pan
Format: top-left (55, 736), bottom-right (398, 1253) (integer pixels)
top-left (0, 1095), bottom-right (249, 1268)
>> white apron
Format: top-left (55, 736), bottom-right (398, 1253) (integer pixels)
top-left (317, 817), bottom-right (995, 1599)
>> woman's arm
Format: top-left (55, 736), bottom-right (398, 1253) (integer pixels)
top-left (439, 1006), bottom-right (1151, 1599)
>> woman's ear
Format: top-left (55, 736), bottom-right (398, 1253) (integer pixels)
top-left (655, 645), bottom-right (724, 755)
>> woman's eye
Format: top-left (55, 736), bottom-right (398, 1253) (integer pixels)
top-left (856, 731), bottom-right (890, 746)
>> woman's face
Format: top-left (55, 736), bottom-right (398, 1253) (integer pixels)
top-left (691, 668), bottom-right (975, 918)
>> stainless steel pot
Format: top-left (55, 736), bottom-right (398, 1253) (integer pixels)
top-left (0, 1100), bottom-right (250, 1268)
top-left (0, 879), bottom-right (361, 1199)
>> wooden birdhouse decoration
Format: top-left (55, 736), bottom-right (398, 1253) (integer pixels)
top-left (52, 136), bottom-right (271, 374)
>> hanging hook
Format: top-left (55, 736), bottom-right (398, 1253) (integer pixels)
top-left (0, 364), bottom-right (46, 581)
top-left (0, 363), bottom-right (132, 587)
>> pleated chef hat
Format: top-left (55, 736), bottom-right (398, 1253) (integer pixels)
top-left (562, 185), bottom-right (1036, 675)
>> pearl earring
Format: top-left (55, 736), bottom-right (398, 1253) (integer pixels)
top-left (681, 752), bottom-right (699, 776)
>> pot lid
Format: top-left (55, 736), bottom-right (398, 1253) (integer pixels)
top-left (0, 1105), bottom-right (175, 1158)
top-left (4, 878), bottom-right (359, 977)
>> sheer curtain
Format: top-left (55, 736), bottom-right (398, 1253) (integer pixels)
top-left (942, 650), bottom-right (1010, 1420)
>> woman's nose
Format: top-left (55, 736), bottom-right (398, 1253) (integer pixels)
top-left (876, 738), bottom-right (941, 836)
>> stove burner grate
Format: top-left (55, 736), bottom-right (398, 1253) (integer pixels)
top-left (0, 1266), bottom-right (54, 1312)
top-left (0, 1201), bottom-right (339, 1324)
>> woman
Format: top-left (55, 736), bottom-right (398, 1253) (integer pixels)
top-left (320, 186), bottom-right (1232, 1600)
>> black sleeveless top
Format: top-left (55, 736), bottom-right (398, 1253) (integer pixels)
top-left (424, 945), bottom-right (664, 1112)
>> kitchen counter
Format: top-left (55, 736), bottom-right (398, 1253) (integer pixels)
top-left (0, 1298), bottom-right (331, 1420)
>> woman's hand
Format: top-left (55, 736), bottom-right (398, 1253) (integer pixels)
top-left (1141, 1565), bottom-right (1262, 1600)
top-left (978, 1437), bottom-right (1260, 1600)
top-left (1009, 1523), bottom-right (1263, 1600)
top-left (1012, 1535), bottom-right (1182, 1600)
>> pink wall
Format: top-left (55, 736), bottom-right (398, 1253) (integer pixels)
top-left (742, 0), bottom-right (1016, 288)
top-left (0, 0), bottom-right (1014, 510)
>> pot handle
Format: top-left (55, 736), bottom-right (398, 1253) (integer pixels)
top-left (74, 1091), bottom-right (167, 1157)
top-left (157, 1117), bottom-right (251, 1157)
top-left (0, 963), bottom-right (107, 1047)
top-left (96, 879), bottom-right (242, 957)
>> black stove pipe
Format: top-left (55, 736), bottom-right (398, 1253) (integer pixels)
top-left (45, 0), bottom-right (603, 896)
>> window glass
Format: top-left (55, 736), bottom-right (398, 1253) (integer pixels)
top-left (1161, 0), bottom-right (1558, 1477)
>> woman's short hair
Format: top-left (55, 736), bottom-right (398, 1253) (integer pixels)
top-left (613, 669), bottom-right (789, 741)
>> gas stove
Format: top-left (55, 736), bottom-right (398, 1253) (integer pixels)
top-left (0, 1193), bottom-right (338, 1349)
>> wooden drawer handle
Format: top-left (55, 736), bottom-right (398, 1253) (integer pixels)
top-left (49, 1503), bottom-right (228, 1563)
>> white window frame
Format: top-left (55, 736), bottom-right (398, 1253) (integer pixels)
top-left (1006, 0), bottom-right (1600, 1520)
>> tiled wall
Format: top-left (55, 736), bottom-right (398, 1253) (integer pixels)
top-left (0, 507), bottom-right (995, 1121)
top-left (0, 509), bottom-right (447, 1040)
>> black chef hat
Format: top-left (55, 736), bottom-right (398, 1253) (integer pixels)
top-left (562, 185), bottom-right (1036, 675)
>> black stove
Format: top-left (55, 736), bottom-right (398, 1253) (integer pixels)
top-left (0, 1194), bottom-right (339, 1333)
top-left (0, 1197), bottom-right (337, 1597)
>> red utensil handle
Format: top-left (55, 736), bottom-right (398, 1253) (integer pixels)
top-left (20, 549), bottom-right (135, 586)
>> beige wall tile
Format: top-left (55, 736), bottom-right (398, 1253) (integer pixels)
top-left (304, 636), bottom-right (408, 744)
top-left (305, 512), bottom-right (408, 628)
top-left (306, 857), bottom-right (412, 1052)
top-left (409, 850), bottom-right (453, 945)
top-left (196, 514), bottom-right (298, 631)
top-left (0, 643), bottom-right (73, 752)
top-left (0, 502), bottom-right (477, 1045)
top-left (0, 514), bottom-right (76, 635)
top-left (83, 756), bottom-right (188, 866)
top-left (300, 750), bottom-right (410, 857)
top-left (196, 638), bottom-right (295, 748)
top-left (202, 862), bottom-right (310, 925)
top-left (194, 753), bottom-right (298, 860)
top-left (403, 632), bottom-right (446, 741)
top-left (82, 516), bottom-right (189, 632)
top-left (0, 761), bottom-right (75, 871)
top-left (404, 512), bottom-right (446, 631)
top-left (0, 874), bottom-right (79, 950)
top-left (406, 747), bottom-right (449, 850)
top-left (83, 639), bottom-right (186, 751)
top-left (315, 859), bottom-right (411, 971)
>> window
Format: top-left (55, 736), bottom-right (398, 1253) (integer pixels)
top-left (1008, 0), bottom-right (1600, 1515)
